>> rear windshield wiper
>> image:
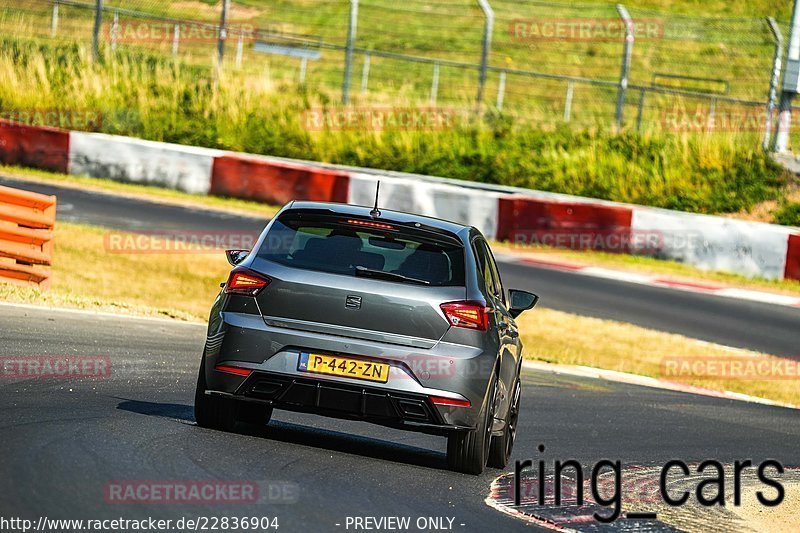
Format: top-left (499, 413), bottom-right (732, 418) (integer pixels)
top-left (354, 266), bottom-right (430, 286)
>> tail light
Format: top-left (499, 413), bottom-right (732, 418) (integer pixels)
top-left (440, 301), bottom-right (489, 331)
top-left (224, 267), bottom-right (270, 296)
top-left (345, 219), bottom-right (397, 231)
top-left (214, 364), bottom-right (253, 377)
top-left (430, 395), bottom-right (471, 408)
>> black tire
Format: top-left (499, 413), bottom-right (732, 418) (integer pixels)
top-left (194, 358), bottom-right (272, 431)
top-left (447, 375), bottom-right (497, 475)
top-left (488, 377), bottom-right (521, 469)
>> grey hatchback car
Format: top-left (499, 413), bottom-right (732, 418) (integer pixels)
top-left (195, 201), bottom-right (538, 474)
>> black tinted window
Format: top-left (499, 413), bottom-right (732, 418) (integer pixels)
top-left (474, 238), bottom-right (504, 302)
top-left (257, 212), bottom-right (465, 287)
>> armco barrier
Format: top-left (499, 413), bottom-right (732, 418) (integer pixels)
top-left (0, 120), bottom-right (70, 173)
top-left (631, 207), bottom-right (793, 280)
top-left (69, 132), bottom-right (220, 194)
top-left (0, 184), bottom-right (56, 288)
top-left (348, 173), bottom-right (502, 238)
top-left (496, 196), bottom-right (634, 251)
top-left (786, 233), bottom-right (800, 281)
top-left (211, 155), bottom-right (349, 205)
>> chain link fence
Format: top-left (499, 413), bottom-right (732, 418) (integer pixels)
top-left (0, 0), bottom-right (791, 145)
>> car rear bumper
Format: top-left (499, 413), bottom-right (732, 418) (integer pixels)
top-left (203, 311), bottom-right (497, 430)
top-left (205, 374), bottom-right (474, 435)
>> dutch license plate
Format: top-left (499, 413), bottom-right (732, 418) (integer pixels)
top-left (297, 352), bottom-right (390, 383)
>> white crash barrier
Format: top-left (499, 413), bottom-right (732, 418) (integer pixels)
top-left (631, 207), bottom-right (793, 279)
top-left (348, 173), bottom-right (502, 239)
top-left (68, 132), bottom-right (221, 195)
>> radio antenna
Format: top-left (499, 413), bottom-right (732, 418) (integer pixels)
top-left (369, 181), bottom-right (381, 218)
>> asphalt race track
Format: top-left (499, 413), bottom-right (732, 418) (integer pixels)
top-left (3, 175), bottom-right (798, 357)
top-left (1, 176), bottom-right (799, 531)
top-left (1, 304), bottom-right (799, 532)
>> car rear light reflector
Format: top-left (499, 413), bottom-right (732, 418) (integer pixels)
top-left (440, 301), bottom-right (489, 331)
top-left (345, 219), bottom-right (397, 231)
top-left (430, 395), bottom-right (471, 408)
top-left (214, 364), bottom-right (253, 377)
top-left (224, 268), bottom-right (270, 296)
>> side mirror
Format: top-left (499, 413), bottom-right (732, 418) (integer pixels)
top-left (508, 289), bottom-right (538, 318)
top-left (226, 249), bottom-right (249, 266)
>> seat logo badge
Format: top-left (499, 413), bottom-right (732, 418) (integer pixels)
top-left (345, 295), bottom-right (362, 309)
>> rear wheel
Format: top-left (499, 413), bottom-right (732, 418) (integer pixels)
top-left (447, 375), bottom-right (496, 475)
top-left (488, 377), bottom-right (520, 469)
top-left (194, 359), bottom-right (272, 431)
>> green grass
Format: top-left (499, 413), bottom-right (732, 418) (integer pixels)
top-left (0, 37), bottom-right (793, 220)
top-left (774, 202), bottom-right (800, 227)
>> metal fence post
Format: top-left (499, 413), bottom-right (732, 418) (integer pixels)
top-left (110, 10), bottom-right (119, 51)
top-left (563, 81), bottom-right (574, 122)
top-left (235, 31), bottom-right (244, 69)
top-left (431, 62), bottom-right (440, 105)
top-left (217, 0), bottom-right (230, 70)
top-left (360, 53), bottom-right (371, 95)
top-left (172, 24), bottom-right (180, 57)
top-left (496, 71), bottom-right (506, 110)
top-left (92, 0), bottom-right (103, 62)
top-left (342, 0), bottom-right (358, 104)
top-left (615, 4), bottom-right (634, 128)
top-left (476, 0), bottom-right (494, 105)
top-left (299, 57), bottom-right (308, 84)
top-left (51, 1), bottom-right (59, 37)
top-left (765, 17), bottom-right (784, 150)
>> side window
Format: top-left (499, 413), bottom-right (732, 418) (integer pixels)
top-left (485, 243), bottom-right (506, 305)
top-left (473, 238), bottom-right (503, 303)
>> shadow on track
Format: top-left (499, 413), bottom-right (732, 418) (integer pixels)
top-left (116, 399), bottom-right (194, 421)
top-left (116, 399), bottom-right (448, 471)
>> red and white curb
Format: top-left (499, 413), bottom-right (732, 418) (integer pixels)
top-left (500, 254), bottom-right (800, 308)
top-left (522, 359), bottom-right (799, 411)
top-left (2, 119), bottom-right (800, 283)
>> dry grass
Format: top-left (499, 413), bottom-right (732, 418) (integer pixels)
top-left (0, 222), bottom-right (230, 321)
top-left (516, 307), bottom-right (800, 405)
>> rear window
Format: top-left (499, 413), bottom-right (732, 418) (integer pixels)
top-left (256, 212), bottom-right (465, 286)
